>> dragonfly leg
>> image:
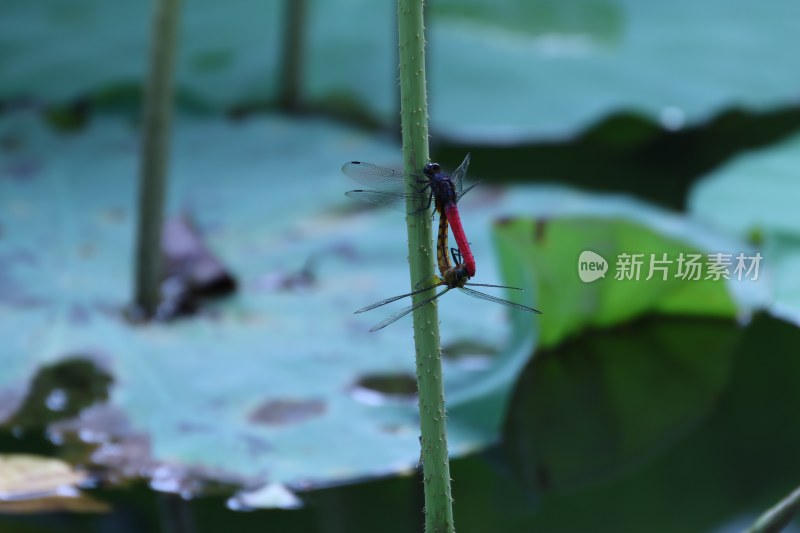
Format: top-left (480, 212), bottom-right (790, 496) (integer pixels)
top-left (414, 276), bottom-right (443, 290)
top-left (408, 204), bottom-right (430, 216)
top-left (410, 182), bottom-right (430, 195)
top-left (425, 192), bottom-right (437, 220)
top-left (406, 191), bottom-right (436, 217)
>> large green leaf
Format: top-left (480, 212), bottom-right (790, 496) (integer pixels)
top-left (0, 110), bottom-right (764, 494)
top-left (689, 131), bottom-right (800, 323)
top-left (427, 0), bottom-right (800, 140)
top-left (690, 133), bottom-right (800, 237)
top-left (3, 0), bottom-right (799, 140)
top-left (0, 109), bottom-right (540, 492)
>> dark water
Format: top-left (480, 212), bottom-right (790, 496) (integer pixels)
top-left (2, 314), bottom-right (799, 533)
top-left (437, 107), bottom-right (800, 210)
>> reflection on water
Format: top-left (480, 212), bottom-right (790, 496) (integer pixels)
top-left (504, 316), bottom-right (739, 492)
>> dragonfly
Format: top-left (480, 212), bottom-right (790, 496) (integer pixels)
top-left (355, 211), bottom-right (541, 332)
top-left (342, 154), bottom-right (478, 278)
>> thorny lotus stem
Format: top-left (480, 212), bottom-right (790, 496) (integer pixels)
top-left (397, 0), bottom-right (455, 531)
top-left (134, 0), bottom-right (182, 317)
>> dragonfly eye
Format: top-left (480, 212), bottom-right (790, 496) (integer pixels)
top-left (452, 266), bottom-right (470, 287)
top-left (423, 162), bottom-right (441, 175)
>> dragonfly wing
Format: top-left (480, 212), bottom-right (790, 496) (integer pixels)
top-left (345, 190), bottom-right (420, 212)
top-left (458, 287), bottom-right (541, 314)
top-left (354, 283), bottom-right (441, 314)
top-left (455, 180), bottom-right (480, 203)
top-left (465, 282), bottom-right (523, 290)
top-left (369, 288), bottom-right (450, 332)
top-left (449, 153), bottom-right (471, 194)
top-left (342, 161), bottom-right (417, 188)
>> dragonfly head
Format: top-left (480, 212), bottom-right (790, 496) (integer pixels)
top-left (423, 162), bottom-right (441, 178)
top-left (443, 265), bottom-right (470, 288)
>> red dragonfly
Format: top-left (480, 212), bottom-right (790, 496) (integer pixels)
top-left (342, 154), bottom-right (477, 277)
top-left (354, 211), bottom-right (541, 332)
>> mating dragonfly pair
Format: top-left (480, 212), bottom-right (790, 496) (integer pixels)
top-left (343, 154), bottom-right (541, 332)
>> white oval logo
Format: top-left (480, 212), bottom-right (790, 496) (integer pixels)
top-left (578, 251), bottom-right (608, 283)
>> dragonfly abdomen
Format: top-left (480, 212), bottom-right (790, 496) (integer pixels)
top-left (436, 211), bottom-right (451, 277)
top-left (442, 203), bottom-right (476, 278)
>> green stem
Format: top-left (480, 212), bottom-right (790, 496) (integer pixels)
top-left (746, 485), bottom-right (800, 533)
top-left (133, 0), bottom-right (182, 317)
top-left (397, 1), bottom-right (454, 531)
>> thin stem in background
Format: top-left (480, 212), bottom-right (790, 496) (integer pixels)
top-left (397, 0), bottom-right (455, 531)
top-left (277, 0), bottom-right (307, 111)
top-left (133, 0), bottom-right (182, 317)
top-left (745, 485), bottom-right (800, 533)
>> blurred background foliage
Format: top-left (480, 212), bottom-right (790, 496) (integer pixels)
top-left (2, 0), bottom-right (800, 531)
